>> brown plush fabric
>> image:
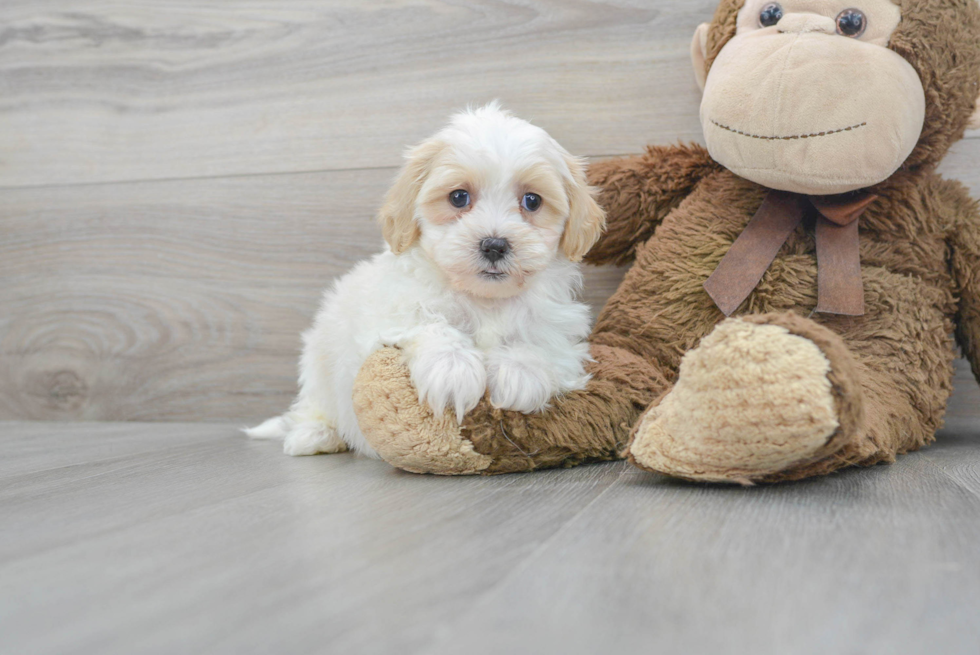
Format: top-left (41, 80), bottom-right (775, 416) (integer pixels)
top-left (353, 342), bottom-right (666, 475)
top-left (463, 344), bottom-right (667, 474)
top-left (890, 0), bottom-right (980, 170)
top-left (585, 144), bottom-right (721, 266)
top-left (703, 0), bottom-right (742, 72)
top-left (946, 177), bottom-right (980, 382)
top-left (608, 162), bottom-right (964, 481)
top-left (352, 0), bottom-right (980, 481)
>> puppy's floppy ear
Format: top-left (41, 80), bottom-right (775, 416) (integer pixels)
top-left (379, 138), bottom-right (446, 254)
top-left (560, 154), bottom-right (606, 262)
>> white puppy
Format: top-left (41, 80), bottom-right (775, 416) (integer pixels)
top-left (247, 104), bottom-right (606, 457)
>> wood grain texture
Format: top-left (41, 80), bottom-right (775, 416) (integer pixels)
top-left (1, 417), bottom-right (978, 655)
top-left (0, 167), bottom-right (627, 421)
top-left (1, 0), bottom-right (978, 422)
top-left (0, 421), bottom-right (628, 655)
top-left (0, 0), bottom-right (718, 187)
top-left (426, 453), bottom-right (980, 655)
top-left (3, 139), bottom-right (977, 421)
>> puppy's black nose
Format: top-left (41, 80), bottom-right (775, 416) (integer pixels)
top-left (480, 237), bottom-right (510, 263)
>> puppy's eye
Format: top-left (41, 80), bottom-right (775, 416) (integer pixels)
top-left (521, 193), bottom-right (542, 212)
top-left (449, 189), bottom-right (470, 209)
top-left (759, 3), bottom-right (783, 27)
top-left (836, 9), bottom-right (867, 37)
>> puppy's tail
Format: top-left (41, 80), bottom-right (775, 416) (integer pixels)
top-left (243, 414), bottom-right (292, 440)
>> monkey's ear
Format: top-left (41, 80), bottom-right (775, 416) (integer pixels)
top-left (378, 139), bottom-right (445, 254)
top-left (560, 154), bottom-right (607, 262)
top-left (691, 23), bottom-right (710, 92)
top-left (968, 92), bottom-right (980, 130)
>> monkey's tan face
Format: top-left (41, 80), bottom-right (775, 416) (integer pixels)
top-left (696, 0), bottom-right (926, 195)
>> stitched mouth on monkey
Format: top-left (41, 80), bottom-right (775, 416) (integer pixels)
top-left (709, 119), bottom-right (869, 142)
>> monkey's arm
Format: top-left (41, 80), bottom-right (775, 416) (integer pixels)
top-left (585, 143), bottom-right (719, 266)
top-left (948, 181), bottom-right (980, 382)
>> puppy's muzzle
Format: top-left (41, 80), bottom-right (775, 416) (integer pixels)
top-left (479, 237), bottom-right (510, 263)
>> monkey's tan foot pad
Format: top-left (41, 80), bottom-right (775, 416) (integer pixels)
top-left (352, 347), bottom-right (492, 475)
top-left (628, 315), bottom-right (864, 484)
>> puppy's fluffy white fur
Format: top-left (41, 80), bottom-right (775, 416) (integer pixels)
top-left (247, 103), bottom-right (606, 457)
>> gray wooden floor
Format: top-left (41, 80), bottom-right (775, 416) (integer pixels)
top-left (3, 364), bottom-right (979, 655)
top-left (3, 2), bottom-right (980, 654)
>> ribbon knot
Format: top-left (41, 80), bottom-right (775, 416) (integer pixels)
top-left (703, 190), bottom-right (877, 317)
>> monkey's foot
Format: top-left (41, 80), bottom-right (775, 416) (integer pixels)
top-left (629, 313), bottom-right (866, 484)
top-left (352, 348), bottom-right (493, 475)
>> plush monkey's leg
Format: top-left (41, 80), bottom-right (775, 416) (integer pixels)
top-left (629, 313), bottom-right (872, 484)
top-left (630, 303), bottom-right (957, 484)
top-left (352, 344), bottom-right (667, 475)
top-left (351, 347), bottom-right (493, 475)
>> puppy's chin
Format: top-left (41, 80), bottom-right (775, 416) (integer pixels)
top-left (449, 269), bottom-right (529, 299)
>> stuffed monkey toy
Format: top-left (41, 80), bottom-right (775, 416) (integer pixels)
top-left (351, 0), bottom-right (980, 483)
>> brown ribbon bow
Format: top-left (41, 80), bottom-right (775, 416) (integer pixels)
top-left (703, 190), bottom-right (877, 317)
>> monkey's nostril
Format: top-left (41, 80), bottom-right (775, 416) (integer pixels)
top-left (480, 237), bottom-right (510, 263)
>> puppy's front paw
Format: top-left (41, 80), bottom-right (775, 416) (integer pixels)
top-left (488, 358), bottom-right (555, 414)
top-left (409, 347), bottom-right (487, 423)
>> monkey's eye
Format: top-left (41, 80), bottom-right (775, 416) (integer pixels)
top-left (759, 3), bottom-right (783, 27)
top-left (522, 193), bottom-right (542, 212)
top-left (449, 189), bottom-right (470, 209)
top-left (836, 9), bottom-right (867, 37)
